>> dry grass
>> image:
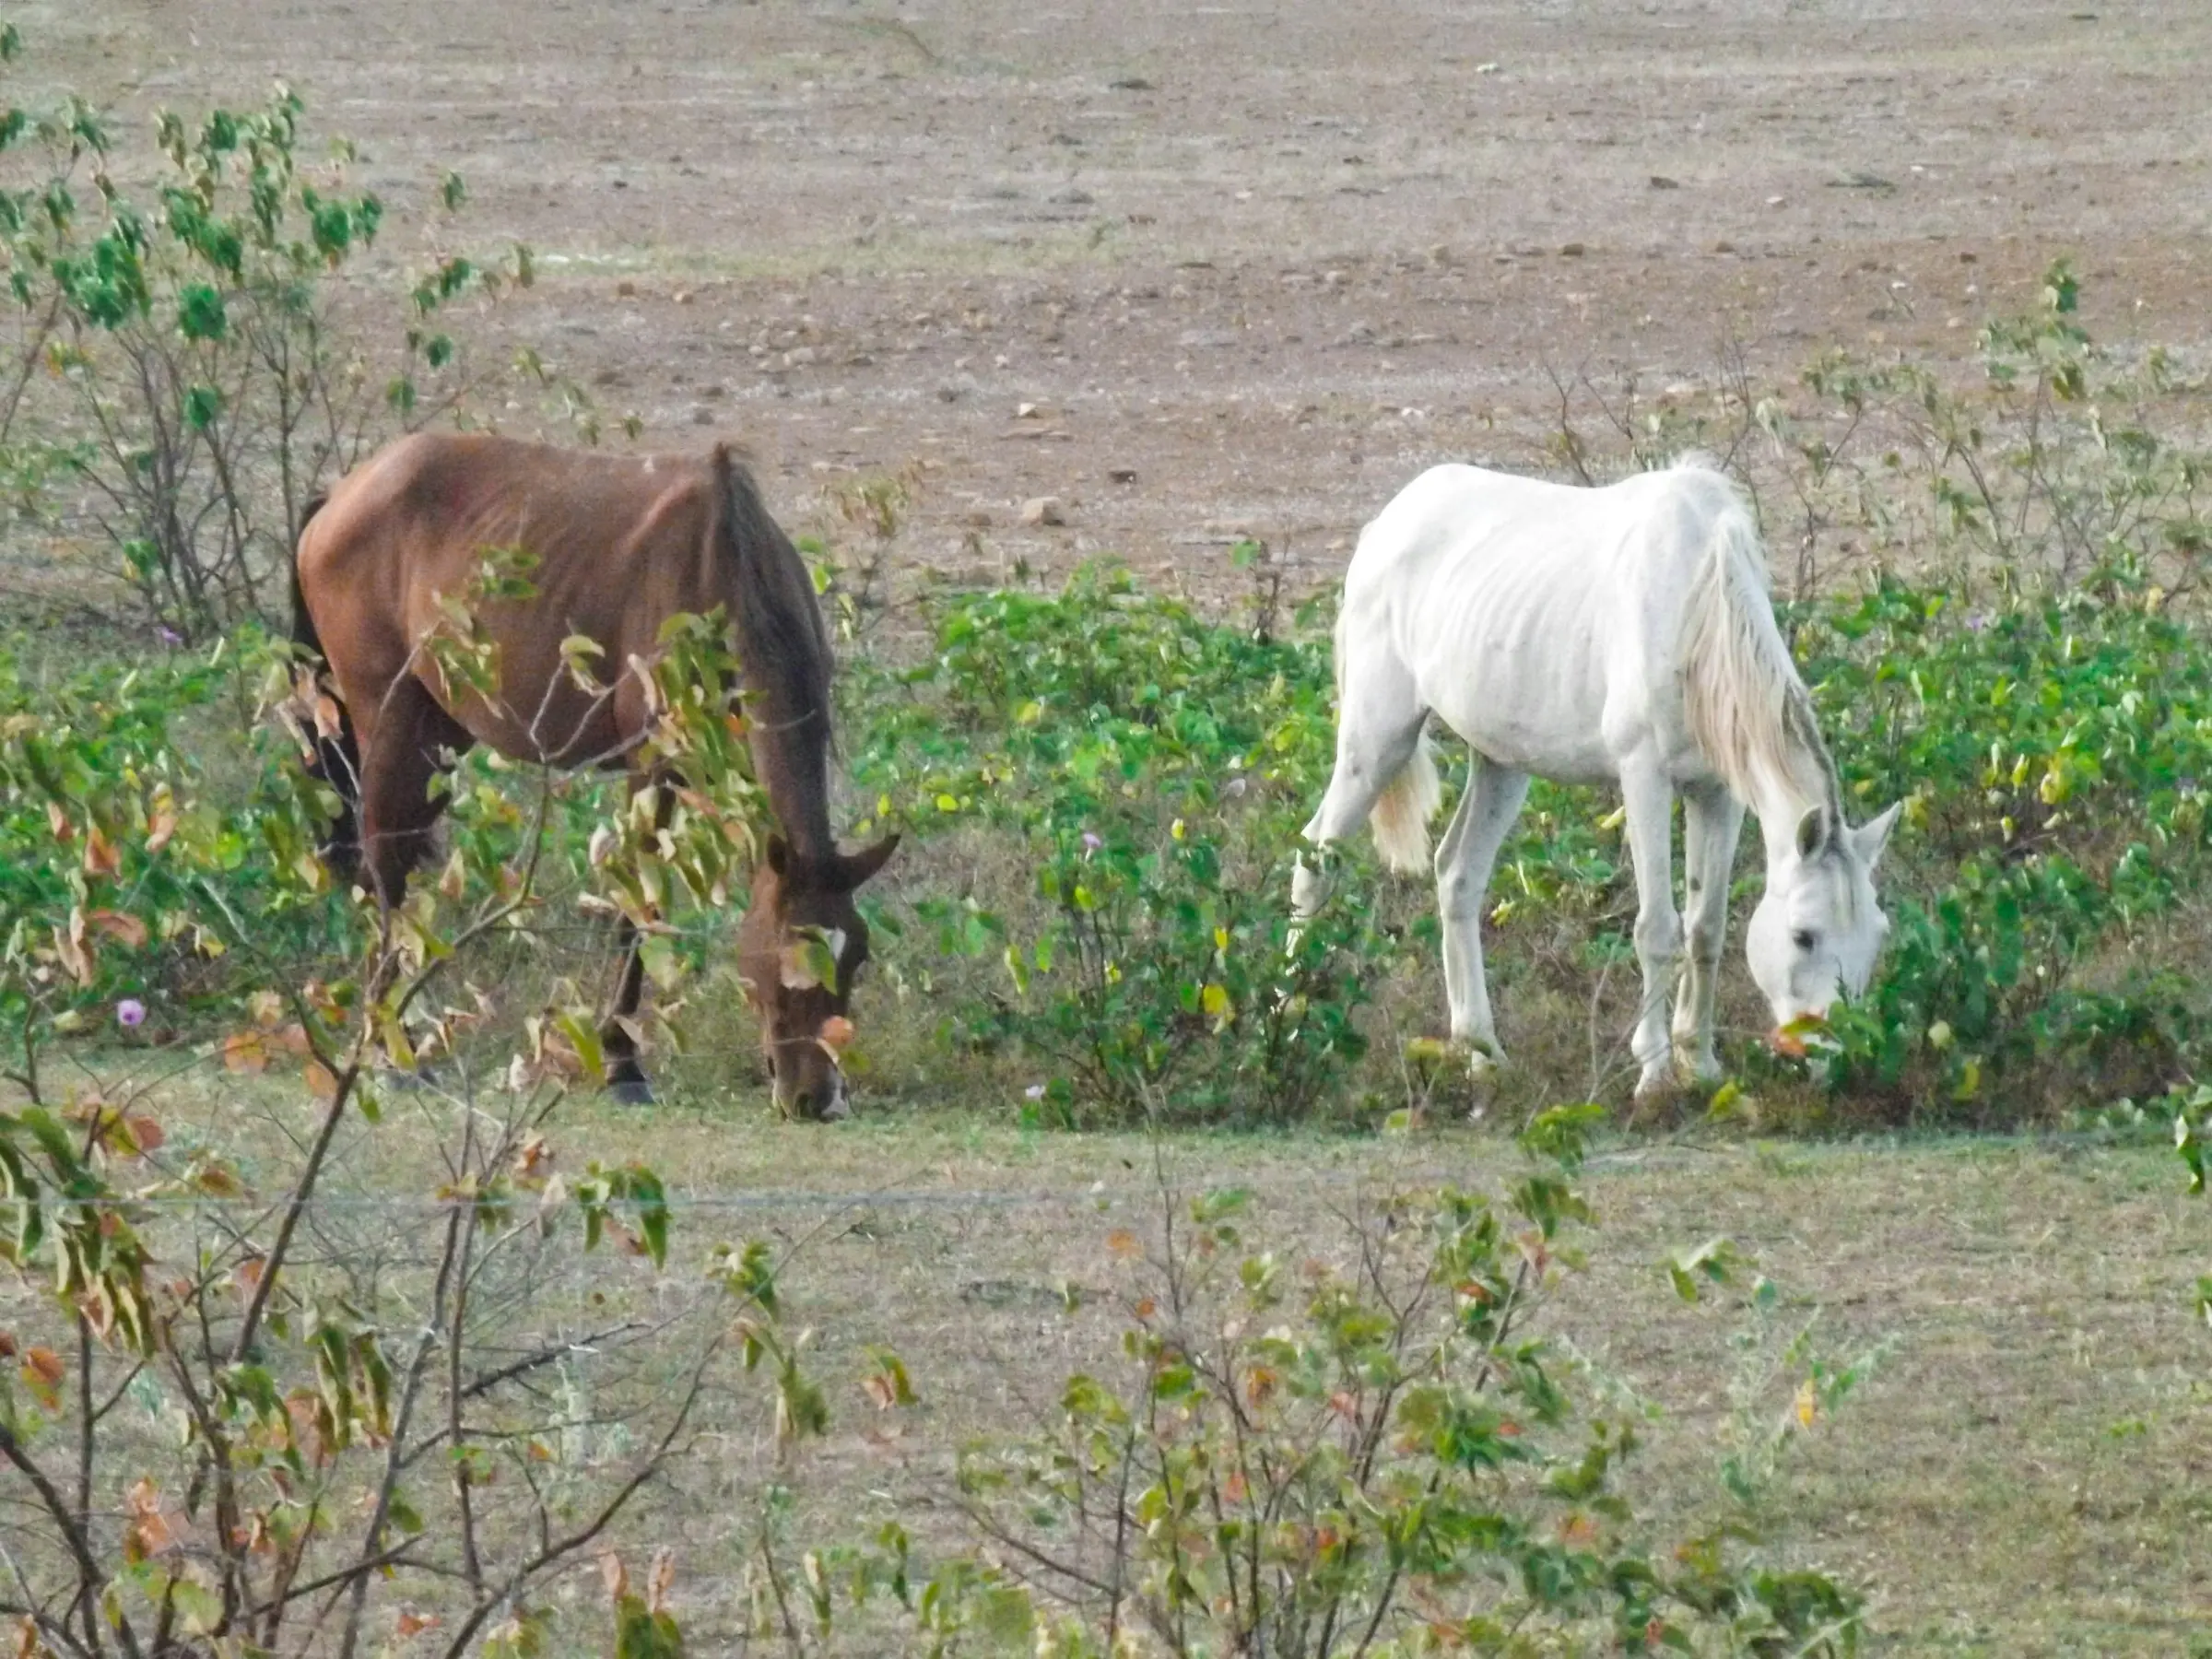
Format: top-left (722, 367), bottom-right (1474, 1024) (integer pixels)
top-left (12, 1042), bottom-right (2201, 1653)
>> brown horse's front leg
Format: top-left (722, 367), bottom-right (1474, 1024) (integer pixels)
top-left (353, 678), bottom-right (471, 1085)
top-left (603, 771), bottom-right (674, 1106)
top-left (357, 678), bottom-right (468, 912)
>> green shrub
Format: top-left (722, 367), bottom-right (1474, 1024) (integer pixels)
top-left (0, 39), bottom-right (553, 641)
top-left (0, 634), bottom-right (347, 1064)
top-left (1791, 575), bottom-right (2212, 1115)
top-left (852, 565), bottom-right (1398, 1127)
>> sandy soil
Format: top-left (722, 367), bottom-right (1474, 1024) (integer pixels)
top-left (31, 0), bottom-right (2212, 596)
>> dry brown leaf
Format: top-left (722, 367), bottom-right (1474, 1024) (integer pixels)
top-left (88, 909), bottom-right (149, 948)
top-left (82, 822), bottom-right (120, 877)
top-left (53, 911), bottom-right (93, 987)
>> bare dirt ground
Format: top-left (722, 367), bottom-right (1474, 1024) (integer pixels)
top-left (32, 0), bottom-right (2212, 595)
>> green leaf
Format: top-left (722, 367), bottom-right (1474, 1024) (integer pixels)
top-left (553, 1011), bottom-right (606, 1082)
top-left (613, 1595), bottom-right (686, 1659)
top-left (1518, 1101), bottom-right (1606, 1171)
top-left (183, 384), bottom-right (223, 430)
top-left (627, 1165), bottom-right (670, 1269)
top-left (176, 283), bottom-right (227, 342)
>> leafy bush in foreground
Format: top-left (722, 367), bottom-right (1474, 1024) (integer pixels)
top-left (830, 1110), bottom-right (1865, 1655)
top-left (0, 610), bottom-right (809, 1656)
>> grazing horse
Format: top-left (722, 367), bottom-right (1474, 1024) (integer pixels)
top-left (1292, 455), bottom-right (1900, 1098)
top-left (290, 432), bottom-right (898, 1117)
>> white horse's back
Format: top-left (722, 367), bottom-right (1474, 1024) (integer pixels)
top-left (1338, 458), bottom-right (1753, 786)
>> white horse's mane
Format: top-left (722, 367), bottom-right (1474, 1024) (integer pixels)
top-left (1673, 457), bottom-right (1842, 823)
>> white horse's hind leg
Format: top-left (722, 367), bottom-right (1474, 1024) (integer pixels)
top-left (1293, 638), bottom-right (1426, 920)
top-left (1434, 757), bottom-right (1530, 1074)
top-left (1618, 757), bottom-right (1686, 1098)
top-left (1673, 780), bottom-right (1746, 1082)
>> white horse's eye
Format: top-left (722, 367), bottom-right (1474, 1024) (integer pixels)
top-left (1791, 929), bottom-right (1817, 953)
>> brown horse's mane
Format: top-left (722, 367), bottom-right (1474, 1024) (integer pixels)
top-left (712, 445), bottom-right (839, 861)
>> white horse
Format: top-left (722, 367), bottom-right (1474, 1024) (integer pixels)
top-left (1291, 455), bottom-right (1900, 1097)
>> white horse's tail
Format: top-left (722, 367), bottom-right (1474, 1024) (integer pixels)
top-left (1678, 486), bottom-right (1836, 811)
top-left (1327, 588), bottom-right (1440, 875)
top-left (1370, 727), bottom-right (1441, 874)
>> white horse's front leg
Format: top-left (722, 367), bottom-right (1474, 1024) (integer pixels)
top-left (1435, 758), bottom-right (1530, 1076)
top-left (1618, 759), bottom-right (1685, 1098)
top-left (1674, 780), bottom-right (1746, 1082)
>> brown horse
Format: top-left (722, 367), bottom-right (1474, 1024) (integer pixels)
top-left (290, 432), bottom-right (898, 1117)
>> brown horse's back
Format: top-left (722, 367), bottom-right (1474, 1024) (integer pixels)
top-left (299, 433), bottom-right (725, 766)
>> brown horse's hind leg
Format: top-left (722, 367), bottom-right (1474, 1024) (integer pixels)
top-left (603, 770), bottom-right (673, 1106)
top-left (356, 676), bottom-right (473, 912)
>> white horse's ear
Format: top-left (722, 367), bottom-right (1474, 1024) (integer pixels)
top-left (1794, 805), bottom-right (1830, 860)
top-left (1851, 802), bottom-right (1902, 869)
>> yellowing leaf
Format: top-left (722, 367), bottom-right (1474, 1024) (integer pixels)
top-left (223, 1031), bottom-right (269, 1075)
top-left (1794, 1377), bottom-right (1818, 1429)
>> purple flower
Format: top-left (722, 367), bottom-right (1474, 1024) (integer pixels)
top-left (1081, 831), bottom-right (1103, 853)
top-left (156, 627), bottom-right (183, 648)
top-left (116, 998), bottom-right (147, 1029)
top-left (1025, 1083), bottom-right (1046, 1100)
top-left (1965, 611), bottom-right (1989, 633)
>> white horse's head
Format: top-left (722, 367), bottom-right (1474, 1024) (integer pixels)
top-left (1745, 801), bottom-right (1901, 1050)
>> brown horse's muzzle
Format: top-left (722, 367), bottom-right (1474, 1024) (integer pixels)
top-left (769, 1035), bottom-right (848, 1121)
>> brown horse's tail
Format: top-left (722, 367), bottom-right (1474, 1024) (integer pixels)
top-left (289, 494), bottom-right (363, 879)
top-left (712, 445), bottom-right (838, 830)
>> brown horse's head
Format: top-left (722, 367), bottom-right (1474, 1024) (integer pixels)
top-left (736, 831), bottom-right (900, 1120)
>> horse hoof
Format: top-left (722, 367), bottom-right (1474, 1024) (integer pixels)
top-left (608, 1077), bottom-right (657, 1107)
top-left (1465, 1046), bottom-right (1507, 1085)
top-left (1675, 1053), bottom-right (1724, 1088)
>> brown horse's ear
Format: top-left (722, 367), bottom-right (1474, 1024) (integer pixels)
top-left (837, 833), bottom-right (900, 890)
top-left (764, 833), bottom-right (791, 877)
